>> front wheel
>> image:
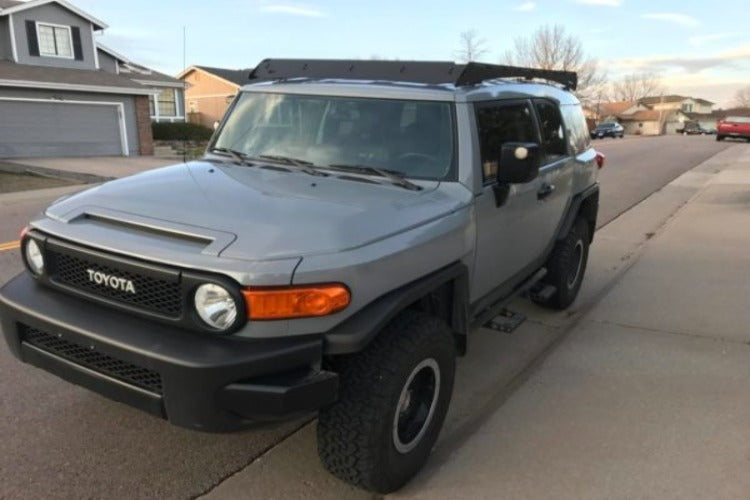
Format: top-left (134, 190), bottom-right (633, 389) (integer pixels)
top-left (317, 311), bottom-right (456, 493)
top-left (716, 135), bottom-right (724, 141)
top-left (533, 217), bottom-right (590, 310)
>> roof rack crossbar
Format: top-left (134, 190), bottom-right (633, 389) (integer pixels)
top-left (248, 59), bottom-right (577, 90)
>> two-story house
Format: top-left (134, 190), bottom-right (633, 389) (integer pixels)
top-left (639, 95), bottom-right (715, 115)
top-left (638, 95), bottom-right (717, 132)
top-left (594, 95), bottom-right (716, 136)
top-left (0, 0), bottom-right (184, 158)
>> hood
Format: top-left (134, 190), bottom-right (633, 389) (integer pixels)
top-left (43, 160), bottom-right (465, 261)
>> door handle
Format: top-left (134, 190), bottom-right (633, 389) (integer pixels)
top-left (537, 183), bottom-right (555, 200)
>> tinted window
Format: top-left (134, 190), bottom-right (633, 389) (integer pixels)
top-left (534, 100), bottom-right (567, 163)
top-left (475, 102), bottom-right (537, 182)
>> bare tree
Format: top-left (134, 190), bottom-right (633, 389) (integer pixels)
top-left (455, 29), bottom-right (488, 63)
top-left (610, 73), bottom-right (665, 102)
top-left (735, 86), bottom-right (750, 108)
top-left (502, 24), bottom-right (607, 104)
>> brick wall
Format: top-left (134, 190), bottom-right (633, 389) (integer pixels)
top-left (134, 95), bottom-right (154, 156)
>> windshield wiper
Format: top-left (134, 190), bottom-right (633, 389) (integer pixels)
top-left (256, 154), bottom-right (327, 176)
top-left (208, 147), bottom-right (254, 166)
top-left (327, 164), bottom-right (422, 191)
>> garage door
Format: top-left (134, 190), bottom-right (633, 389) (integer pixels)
top-left (0, 100), bottom-right (125, 158)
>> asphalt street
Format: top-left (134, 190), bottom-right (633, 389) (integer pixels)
top-left (594, 134), bottom-right (730, 226)
top-left (0, 134), bottom-right (734, 499)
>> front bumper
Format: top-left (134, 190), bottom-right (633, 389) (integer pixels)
top-left (0, 273), bottom-right (338, 432)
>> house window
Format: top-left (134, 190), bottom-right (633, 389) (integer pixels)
top-left (149, 88), bottom-right (179, 117)
top-left (37, 23), bottom-right (73, 58)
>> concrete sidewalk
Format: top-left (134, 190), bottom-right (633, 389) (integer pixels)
top-left (396, 144), bottom-right (750, 499)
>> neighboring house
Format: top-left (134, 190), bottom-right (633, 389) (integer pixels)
top-left (594, 95), bottom-right (715, 136)
top-left (637, 95), bottom-right (715, 133)
top-left (177, 65), bottom-right (251, 128)
top-left (616, 109), bottom-right (689, 136)
top-left (639, 95), bottom-right (714, 115)
top-left (617, 107), bottom-right (690, 136)
top-left (595, 101), bottom-right (638, 123)
top-left (0, 0), bottom-right (183, 158)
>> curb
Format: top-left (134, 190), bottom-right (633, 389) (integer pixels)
top-left (0, 160), bottom-right (113, 184)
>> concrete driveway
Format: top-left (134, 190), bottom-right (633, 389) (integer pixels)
top-left (1, 156), bottom-right (182, 181)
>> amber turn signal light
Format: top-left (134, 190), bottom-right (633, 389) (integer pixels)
top-left (242, 284), bottom-right (350, 320)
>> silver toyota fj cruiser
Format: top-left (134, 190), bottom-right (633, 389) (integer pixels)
top-left (0, 59), bottom-right (600, 493)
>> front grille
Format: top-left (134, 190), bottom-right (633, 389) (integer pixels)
top-left (47, 248), bottom-right (182, 318)
top-left (21, 325), bottom-right (163, 394)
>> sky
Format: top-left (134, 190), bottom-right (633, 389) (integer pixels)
top-left (71, 0), bottom-right (750, 107)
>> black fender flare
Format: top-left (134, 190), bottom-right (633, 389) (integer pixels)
top-left (556, 183), bottom-right (599, 241)
top-left (323, 262), bottom-right (469, 355)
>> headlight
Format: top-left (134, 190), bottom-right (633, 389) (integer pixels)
top-left (24, 239), bottom-right (45, 275)
top-left (194, 283), bottom-right (237, 330)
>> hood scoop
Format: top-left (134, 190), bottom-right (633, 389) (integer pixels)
top-left (54, 206), bottom-right (236, 257)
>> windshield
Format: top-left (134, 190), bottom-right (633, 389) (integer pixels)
top-left (212, 92), bottom-right (455, 180)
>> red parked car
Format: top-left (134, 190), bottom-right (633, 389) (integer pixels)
top-left (716, 116), bottom-right (750, 141)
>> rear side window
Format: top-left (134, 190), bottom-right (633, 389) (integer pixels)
top-left (475, 102), bottom-right (537, 182)
top-left (561, 104), bottom-right (591, 154)
top-left (534, 100), bottom-right (567, 164)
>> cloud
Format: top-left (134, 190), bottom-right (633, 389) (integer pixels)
top-left (514, 2), bottom-right (536, 11)
top-left (642, 12), bottom-right (699, 28)
top-left (608, 45), bottom-right (750, 74)
top-left (259, 4), bottom-right (326, 17)
top-left (688, 33), bottom-right (740, 47)
top-left (573, 0), bottom-right (622, 6)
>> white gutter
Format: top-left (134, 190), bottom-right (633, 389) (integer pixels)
top-left (0, 78), bottom-right (155, 95)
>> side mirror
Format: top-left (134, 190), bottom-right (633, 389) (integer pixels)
top-left (496, 143), bottom-right (541, 184)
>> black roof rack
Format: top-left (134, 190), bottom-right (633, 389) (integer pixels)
top-left (248, 59), bottom-right (577, 90)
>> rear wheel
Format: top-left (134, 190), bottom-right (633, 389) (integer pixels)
top-left (533, 217), bottom-right (590, 310)
top-left (317, 311), bottom-right (455, 493)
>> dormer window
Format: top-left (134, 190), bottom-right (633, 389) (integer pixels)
top-left (37, 23), bottom-right (73, 58)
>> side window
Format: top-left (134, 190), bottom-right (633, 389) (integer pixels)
top-left (561, 104), bottom-right (591, 154)
top-left (476, 102), bottom-right (536, 183)
top-left (534, 100), bottom-right (567, 163)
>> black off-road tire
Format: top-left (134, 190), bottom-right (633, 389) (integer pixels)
top-left (534, 217), bottom-right (590, 310)
top-left (317, 311), bottom-right (455, 494)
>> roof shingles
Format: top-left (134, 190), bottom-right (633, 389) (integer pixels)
top-left (194, 66), bottom-right (252, 86)
top-left (0, 60), bottom-right (153, 94)
top-left (0, 0), bottom-right (22, 9)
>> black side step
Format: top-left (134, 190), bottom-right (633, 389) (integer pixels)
top-left (471, 267), bottom-right (547, 330)
top-left (527, 283), bottom-right (556, 303)
top-left (484, 309), bottom-right (526, 334)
